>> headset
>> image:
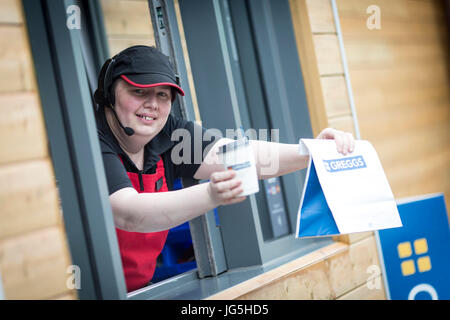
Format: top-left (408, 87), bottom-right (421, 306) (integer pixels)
top-left (95, 53), bottom-right (119, 107)
top-left (103, 55), bottom-right (118, 107)
top-left (94, 54), bottom-right (135, 136)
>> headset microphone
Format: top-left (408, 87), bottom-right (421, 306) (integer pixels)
top-left (110, 105), bottom-right (135, 136)
top-left (123, 126), bottom-right (135, 136)
top-left (99, 56), bottom-right (135, 136)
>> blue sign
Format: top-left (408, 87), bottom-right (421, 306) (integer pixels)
top-left (377, 194), bottom-right (450, 300)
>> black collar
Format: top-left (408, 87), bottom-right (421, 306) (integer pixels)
top-left (95, 107), bottom-right (175, 173)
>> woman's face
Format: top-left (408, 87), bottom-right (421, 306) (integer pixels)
top-left (113, 79), bottom-right (172, 139)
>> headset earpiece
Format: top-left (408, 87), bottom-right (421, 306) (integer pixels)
top-left (94, 58), bottom-right (112, 107)
top-left (103, 57), bottom-right (116, 107)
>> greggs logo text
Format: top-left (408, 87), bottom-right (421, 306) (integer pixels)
top-left (323, 155), bottom-right (367, 172)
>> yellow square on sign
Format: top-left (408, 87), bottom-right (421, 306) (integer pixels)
top-left (397, 241), bottom-right (412, 258)
top-left (401, 260), bottom-right (415, 276)
top-left (414, 238), bottom-right (428, 255)
top-left (417, 256), bottom-right (432, 273)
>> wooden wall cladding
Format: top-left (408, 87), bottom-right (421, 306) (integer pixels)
top-left (0, 160), bottom-right (60, 240)
top-left (208, 237), bottom-right (385, 300)
top-left (305, 0), bottom-right (336, 33)
top-left (0, 0), bottom-right (22, 24)
top-left (327, 115), bottom-right (356, 136)
top-left (313, 34), bottom-right (344, 76)
top-left (338, 275), bottom-right (385, 299)
top-left (0, 26), bottom-right (35, 93)
top-left (321, 75), bottom-right (351, 117)
top-left (337, 0), bottom-right (450, 211)
top-left (100, 0), bottom-right (155, 56)
top-left (289, 0), bottom-right (330, 135)
top-left (0, 227), bottom-right (72, 299)
top-left (0, 93), bottom-right (48, 165)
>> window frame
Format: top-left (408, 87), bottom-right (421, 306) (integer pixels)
top-left (22, 0), bottom-right (127, 299)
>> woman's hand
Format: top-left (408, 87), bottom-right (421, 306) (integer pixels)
top-left (207, 170), bottom-right (247, 206)
top-left (316, 128), bottom-right (355, 155)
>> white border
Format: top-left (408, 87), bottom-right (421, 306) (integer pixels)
top-left (0, 271), bottom-right (5, 300)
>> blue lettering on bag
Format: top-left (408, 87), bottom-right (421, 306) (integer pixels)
top-left (323, 155), bottom-right (366, 172)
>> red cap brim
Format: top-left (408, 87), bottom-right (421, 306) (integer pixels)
top-left (121, 75), bottom-right (185, 96)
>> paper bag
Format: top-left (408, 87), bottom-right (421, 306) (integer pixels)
top-left (296, 139), bottom-right (402, 238)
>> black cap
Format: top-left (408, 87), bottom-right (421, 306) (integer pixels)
top-left (109, 45), bottom-right (184, 97)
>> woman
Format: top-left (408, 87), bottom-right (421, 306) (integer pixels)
top-left (94, 45), bottom-right (355, 292)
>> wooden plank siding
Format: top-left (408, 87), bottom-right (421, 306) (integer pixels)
top-left (0, 92), bottom-right (48, 164)
top-left (0, 227), bottom-right (73, 300)
top-left (336, 0), bottom-right (450, 215)
top-left (288, 0), bottom-right (330, 136)
top-left (0, 0), bottom-right (75, 299)
top-left (100, 0), bottom-right (155, 56)
top-left (208, 236), bottom-right (384, 300)
top-left (0, 160), bottom-right (60, 239)
top-left (0, 25), bottom-right (35, 94)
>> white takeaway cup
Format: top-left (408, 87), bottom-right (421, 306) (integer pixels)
top-left (217, 138), bottom-right (259, 197)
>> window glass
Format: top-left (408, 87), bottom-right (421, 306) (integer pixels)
top-left (100, 0), bottom-right (155, 55)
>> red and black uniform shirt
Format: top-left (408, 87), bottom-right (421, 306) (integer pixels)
top-left (95, 107), bottom-right (217, 292)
